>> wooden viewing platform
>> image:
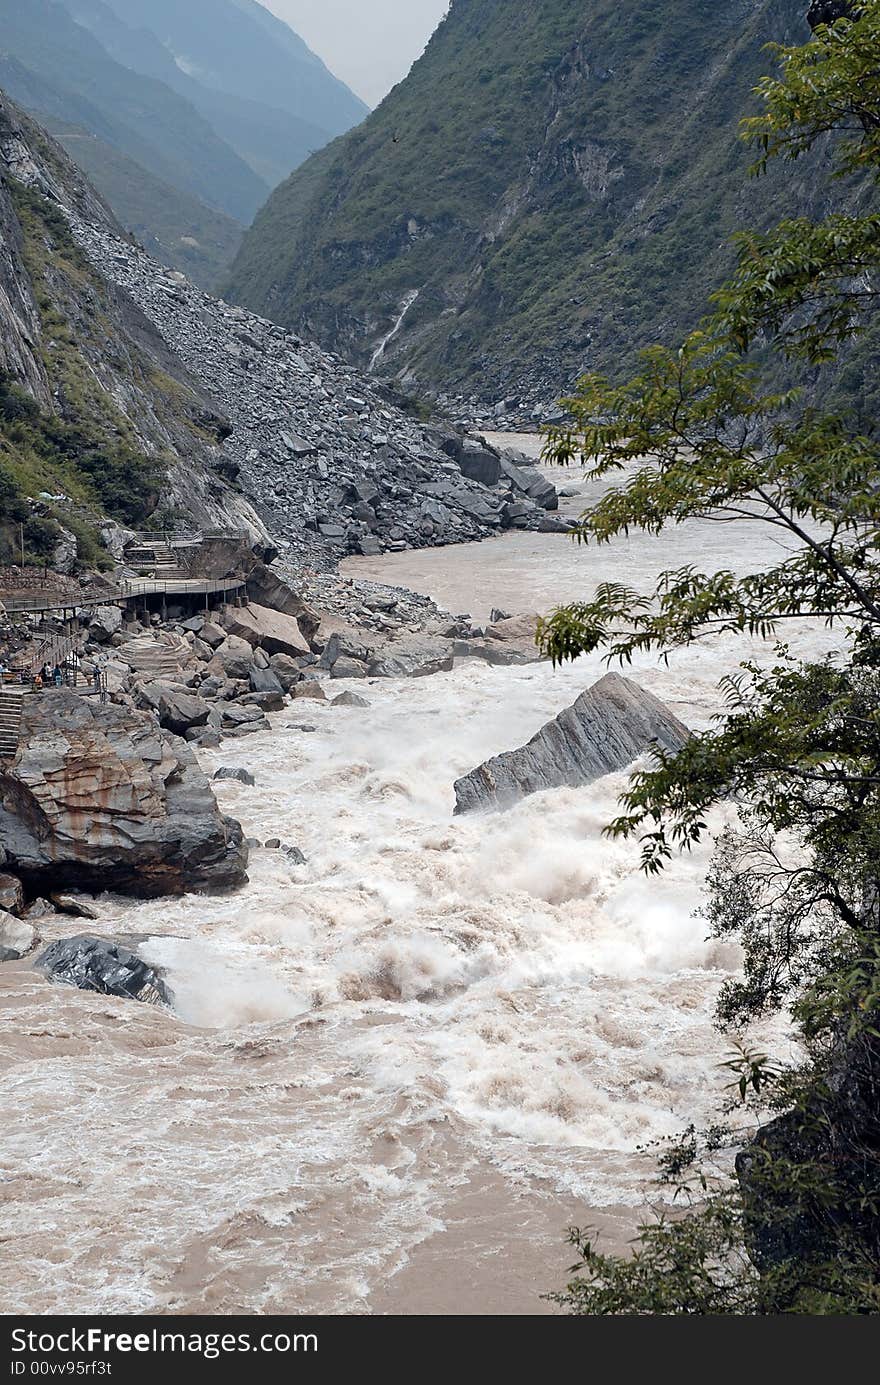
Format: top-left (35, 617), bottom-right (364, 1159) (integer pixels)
top-left (0, 575), bottom-right (246, 616)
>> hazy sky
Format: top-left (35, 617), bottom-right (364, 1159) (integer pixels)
top-left (263, 1), bottom-right (449, 107)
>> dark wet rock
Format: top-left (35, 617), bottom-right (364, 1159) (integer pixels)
top-left (0, 872), bottom-right (25, 917)
top-left (36, 935), bottom-right (171, 1006)
top-left (281, 844), bottom-right (307, 865)
top-left (454, 673), bottom-right (690, 814)
top-left (737, 1023), bottom-right (880, 1292)
top-left (138, 683), bottom-right (211, 736)
top-left (213, 767), bottom-right (256, 787)
top-left (456, 440), bottom-right (502, 487)
top-left (499, 451), bottom-right (558, 510)
top-left (249, 665), bottom-right (284, 695)
top-left (242, 690), bottom-right (285, 711)
top-left (0, 689), bottom-right (248, 897)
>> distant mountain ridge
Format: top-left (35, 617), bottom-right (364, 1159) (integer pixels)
top-left (226, 0), bottom-right (848, 406)
top-left (0, 0), bottom-right (367, 288)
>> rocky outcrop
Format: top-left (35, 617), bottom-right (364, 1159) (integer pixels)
top-left (368, 636), bottom-right (455, 680)
top-left (0, 91), bottom-right (270, 543)
top-left (0, 872), bottom-right (24, 916)
top-left (36, 935), bottom-right (171, 1006)
top-left (808, 2), bottom-right (858, 26)
top-left (454, 612), bottom-right (546, 667)
top-left (0, 910), bottom-right (36, 962)
top-left (0, 689), bottom-right (247, 896)
top-left (58, 211), bottom-right (557, 562)
top-left (454, 673), bottom-right (690, 814)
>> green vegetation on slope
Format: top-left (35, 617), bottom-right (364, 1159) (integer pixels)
top-left (228, 0), bottom-right (841, 402)
top-left (0, 180), bottom-right (165, 565)
top-left (542, 2), bottom-right (880, 1314)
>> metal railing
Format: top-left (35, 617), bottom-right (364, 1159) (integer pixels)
top-left (126, 527), bottom-right (251, 546)
top-left (1, 575), bottom-right (246, 615)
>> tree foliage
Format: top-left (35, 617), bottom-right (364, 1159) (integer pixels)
top-left (544, 3), bottom-right (880, 1314)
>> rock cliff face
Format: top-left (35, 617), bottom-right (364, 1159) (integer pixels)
top-left (2, 88), bottom-right (553, 567)
top-left (0, 91), bottom-right (268, 542)
top-left (227, 0), bottom-right (838, 410)
top-left (454, 673), bottom-right (690, 814)
top-left (0, 689), bottom-right (247, 897)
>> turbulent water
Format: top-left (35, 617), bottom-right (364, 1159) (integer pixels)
top-left (1, 455), bottom-right (842, 1314)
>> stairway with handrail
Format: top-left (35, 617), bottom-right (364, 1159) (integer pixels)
top-left (0, 685), bottom-right (25, 760)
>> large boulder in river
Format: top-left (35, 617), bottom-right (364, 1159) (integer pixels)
top-left (245, 563), bottom-right (321, 640)
top-left (137, 682), bottom-right (211, 736)
top-left (0, 689), bottom-right (248, 896)
top-left (222, 603), bottom-right (311, 659)
top-left (456, 440), bottom-right (502, 486)
top-left (0, 910), bottom-right (37, 962)
top-left (454, 673), bottom-right (690, 815)
top-left (454, 613), bottom-right (545, 668)
top-left (499, 452), bottom-right (559, 510)
top-left (36, 935), bottom-right (171, 1006)
top-left (368, 636), bottom-right (455, 679)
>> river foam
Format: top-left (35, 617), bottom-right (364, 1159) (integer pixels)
top-left (0, 498), bottom-right (842, 1314)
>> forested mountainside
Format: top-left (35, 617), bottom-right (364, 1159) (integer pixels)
top-left (228, 0), bottom-right (862, 407)
top-left (0, 0), bottom-right (367, 289)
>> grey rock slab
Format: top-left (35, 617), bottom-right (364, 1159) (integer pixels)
top-left (454, 673), bottom-right (690, 815)
top-left (36, 935), bottom-right (171, 1006)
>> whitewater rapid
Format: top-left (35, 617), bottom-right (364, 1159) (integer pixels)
top-left (0, 464), bottom-right (843, 1314)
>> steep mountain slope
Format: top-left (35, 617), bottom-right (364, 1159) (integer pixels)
top-left (0, 90), bottom-right (266, 565)
top-left (1, 90), bottom-right (535, 578)
top-left (98, 0), bottom-right (368, 137)
top-left (227, 0), bottom-right (831, 405)
top-left (61, 0), bottom-right (355, 191)
top-left (42, 118), bottom-right (243, 289)
top-left (0, 0), bottom-right (267, 223)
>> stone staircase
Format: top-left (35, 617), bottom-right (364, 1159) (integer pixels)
top-left (0, 686), bottom-right (25, 760)
top-left (125, 541), bottom-right (189, 581)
